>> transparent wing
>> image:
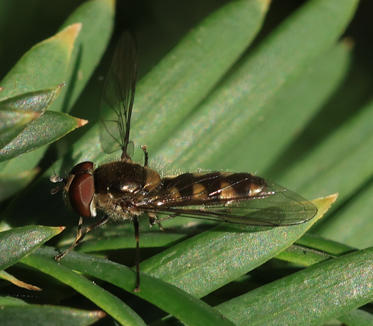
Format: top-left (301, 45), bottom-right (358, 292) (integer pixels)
top-left (141, 173), bottom-right (317, 226)
top-left (99, 32), bottom-right (137, 159)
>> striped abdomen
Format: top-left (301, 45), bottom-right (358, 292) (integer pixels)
top-left (152, 172), bottom-right (268, 207)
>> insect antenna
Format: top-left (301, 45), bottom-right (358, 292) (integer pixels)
top-left (49, 174), bottom-right (66, 195)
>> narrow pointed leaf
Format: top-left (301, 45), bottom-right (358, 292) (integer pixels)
top-left (0, 226), bottom-right (64, 270)
top-left (275, 98), bottom-right (373, 207)
top-left (216, 42), bottom-right (352, 172)
top-left (141, 195), bottom-right (337, 297)
top-left (60, 0), bottom-right (115, 110)
top-left (68, 0), bottom-right (271, 165)
top-left (216, 247), bottom-right (373, 326)
top-left (0, 24), bottom-right (80, 101)
top-left (0, 270), bottom-right (41, 291)
top-left (0, 305), bottom-right (106, 326)
top-left (0, 111), bottom-right (87, 162)
top-left (154, 0), bottom-right (359, 170)
top-left (277, 233), bottom-right (356, 267)
top-left (0, 84), bottom-right (64, 149)
top-left (0, 23), bottom-right (81, 188)
top-left (0, 0), bottom-right (114, 195)
top-left (21, 253), bottom-right (146, 326)
top-left (32, 247), bottom-right (235, 326)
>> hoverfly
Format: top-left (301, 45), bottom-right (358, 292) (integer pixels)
top-left (51, 32), bottom-right (317, 291)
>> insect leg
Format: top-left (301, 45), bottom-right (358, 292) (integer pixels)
top-left (133, 216), bottom-right (141, 292)
top-left (141, 145), bottom-right (148, 167)
top-left (148, 213), bottom-right (165, 231)
top-left (55, 216), bottom-right (109, 261)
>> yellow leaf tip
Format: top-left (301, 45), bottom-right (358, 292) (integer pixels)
top-left (45, 23), bottom-right (82, 61)
top-left (46, 23), bottom-right (81, 46)
top-left (28, 284), bottom-right (42, 291)
top-left (61, 23), bottom-right (82, 40)
top-left (312, 193), bottom-right (338, 222)
top-left (54, 226), bottom-right (66, 234)
top-left (95, 311), bottom-right (107, 319)
top-left (77, 118), bottom-right (89, 127)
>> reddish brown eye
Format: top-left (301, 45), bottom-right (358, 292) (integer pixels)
top-left (71, 161), bottom-right (94, 174)
top-left (69, 173), bottom-right (95, 217)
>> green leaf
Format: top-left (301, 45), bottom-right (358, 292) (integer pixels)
top-left (0, 111), bottom-right (87, 162)
top-left (33, 247), bottom-right (235, 326)
top-left (67, 0), bottom-right (271, 165)
top-left (0, 24), bottom-right (79, 101)
top-left (0, 305), bottom-right (105, 326)
top-left (154, 0), bottom-right (359, 170)
top-left (78, 230), bottom-right (186, 253)
top-left (0, 0), bottom-right (115, 195)
top-left (0, 83), bottom-right (67, 158)
top-left (0, 226), bottom-right (64, 270)
top-left (0, 85), bottom-right (66, 148)
top-left (296, 233), bottom-right (356, 255)
top-left (216, 247), bottom-right (373, 326)
top-left (21, 252), bottom-right (147, 326)
top-left (4, 0), bottom-right (271, 229)
top-left (60, 0), bottom-right (115, 110)
top-left (0, 270), bottom-right (41, 291)
top-left (274, 98), bottom-right (373, 206)
top-left (0, 24), bottom-right (81, 188)
top-left (140, 195), bottom-right (337, 297)
top-left (1, 2), bottom-right (368, 325)
top-left (277, 233), bottom-right (355, 267)
top-left (216, 41), bottom-right (352, 172)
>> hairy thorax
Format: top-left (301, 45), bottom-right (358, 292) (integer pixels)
top-left (92, 161), bottom-right (161, 221)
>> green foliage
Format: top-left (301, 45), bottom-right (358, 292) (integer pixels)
top-left (1, 0), bottom-right (372, 325)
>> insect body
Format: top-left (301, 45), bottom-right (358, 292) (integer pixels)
top-left (52, 33), bottom-right (317, 291)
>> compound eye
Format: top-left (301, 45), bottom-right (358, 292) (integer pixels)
top-left (71, 161), bottom-right (94, 175)
top-left (69, 173), bottom-right (94, 217)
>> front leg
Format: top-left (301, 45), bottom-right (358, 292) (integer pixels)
top-left (55, 216), bottom-right (109, 261)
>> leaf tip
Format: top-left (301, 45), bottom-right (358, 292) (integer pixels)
top-left (49, 23), bottom-right (82, 60)
top-left (312, 193), bottom-right (338, 222)
top-left (76, 118), bottom-right (88, 127)
top-left (0, 271), bottom-right (43, 291)
top-left (94, 310), bottom-right (107, 319)
top-left (60, 23), bottom-right (82, 42)
top-left (52, 226), bottom-right (66, 235)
